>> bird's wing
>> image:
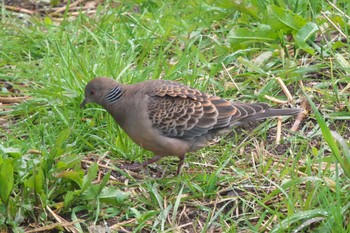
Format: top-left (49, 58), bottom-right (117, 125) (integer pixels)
top-left (146, 81), bottom-right (265, 139)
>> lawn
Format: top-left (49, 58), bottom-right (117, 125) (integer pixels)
top-left (1, 0), bottom-right (349, 232)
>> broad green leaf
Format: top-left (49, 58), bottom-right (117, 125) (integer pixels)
top-left (253, 51), bottom-right (273, 66)
top-left (64, 191), bottom-right (76, 207)
top-left (34, 167), bottom-right (45, 194)
top-left (236, 57), bottom-right (267, 74)
top-left (81, 185), bottom-right (100, 201)
top-left (229, 25), bottom-right (277, 43)
top-left (295, 40), bottom-right (315, 55)
top-left (265, 5), bottom-right (307, 32)
top-left (295, 22), bottom-right (319, 42)
top-left (332, 41), bottom-right (346, 50)
top-left (99, 187), bottom-right (130, 204)
top-left (24, 166), bottom-right (46, 203)
top-left (335, 53), bottom-right (350, 74)
top-left (58, 170), bottom-right (83, 188)
top-left (295, 22), bottom-right (318, 54)
top-left (215, 0), bottom-right (259, 19)
top-left (56, 154), bottom-right (83, 169)
top-left (130, 207), bottom-right (142, 219)
top-left (97, 171), bottom-right (110, 195)
top-left (272, 209), bottom-right (328, 232)
top-left (56, 129), bottom-right (71, 149)
top-left (0, 145), bottom-right (21, 158)
top-left (53, 128), bottom-right (71, 157)
top-left (81, 163), bottom-right (98, 192)
top-left (0, 161), bottom-right (14, 205)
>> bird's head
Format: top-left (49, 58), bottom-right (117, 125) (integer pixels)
top-left (80, 77), bottom-right (123, 108)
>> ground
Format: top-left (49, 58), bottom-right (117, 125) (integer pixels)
top-left (1, 0), bottom-right (350, 232)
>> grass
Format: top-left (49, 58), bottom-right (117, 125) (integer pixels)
top-left (1, 0), bottom-right (350, 232)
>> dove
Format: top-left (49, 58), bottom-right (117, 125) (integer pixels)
top-left (81, 77), bottom-right (302, 174)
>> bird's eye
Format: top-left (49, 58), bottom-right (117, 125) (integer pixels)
top-left (90, 90), bottom-right (94, 95)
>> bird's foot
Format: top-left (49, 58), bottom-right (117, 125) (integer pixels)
top-left (122, 155), bottom-right (163, 172)
top-left (121, 163), bottom-right (143, 171)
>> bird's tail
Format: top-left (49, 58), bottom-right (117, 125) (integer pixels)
top-left (231, 102), bottom-right (302, 126)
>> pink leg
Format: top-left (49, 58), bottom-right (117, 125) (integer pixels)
top-left (122, 155), bottom-right (163, 171)
top-left (176, 154), bottom-right (185, 175)
top-left (140, 155), bottom-right (163, 167)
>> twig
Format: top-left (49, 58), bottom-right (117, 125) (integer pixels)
top-left (251, 150), bottom-right (257, 174)
top-left (0, 96), bottom-right (30, 103)
top-left (27, 149), bottom-right (42, 155)
top-left (29, 206), bottom-right (82, 233)
top-left (4, 5), bottom-right (34, 15)
top-left (339, 82), bottom-right (350, 94)
top-left (38, 5), bottom-right (96, 13)
top-left (291, 96), bottom-right (309, 132)
top-left (82, 159), bottom-right (145, 179)
top-left (326, 0), bottom-right (350, 21)
top-left (264, 95), bottom-right (288, 104)
top-left (276, 77), bottom-right (293, 102)
top-left (110, 219), bottom-right (135, 231)
top-left (178, 205), bottom-right (187, 224)
top-left (163, 222), bottom-right (194, 233)
top-left (190, 162), bottom-right (218, 168)
top-left (70, 10), bottom-right (96, 16)
top-left (221, 62), bottom-right (241, 92)
top-left (97, 151), bottom-right (109, 164)
top-left (50, 0), bottom-right (86, 15)
top-left (25, 219), bottom-right (82, 233)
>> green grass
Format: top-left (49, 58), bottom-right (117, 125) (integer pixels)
top-left (1, 0), bottom-right (350, 232)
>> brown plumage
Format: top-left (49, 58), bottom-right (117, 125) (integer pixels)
top-left (81, 77), bottom-right (302, 174)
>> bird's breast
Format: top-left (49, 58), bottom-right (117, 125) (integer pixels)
top-left (106, 98), bottom-right (190, 156)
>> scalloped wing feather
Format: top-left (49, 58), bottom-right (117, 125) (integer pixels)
top-left (147, 81), bottom-right (238, 139)
top-left (146, 80), bottom-right (273, 139)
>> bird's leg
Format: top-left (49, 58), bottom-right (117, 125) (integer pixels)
top-left (140, 155), bottom-right (163, 167)
top-left (122, 155), bottom-right (163, 171)
top-left (176, 154), bottom-right (185, 175)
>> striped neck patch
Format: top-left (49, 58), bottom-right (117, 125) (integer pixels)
top-left (105, 86), bottom-right (123, 104)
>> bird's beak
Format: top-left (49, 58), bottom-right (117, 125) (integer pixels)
top-left (80, 98), bottom-right (88, 109)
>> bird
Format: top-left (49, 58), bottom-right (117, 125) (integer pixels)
top-left (81, 77), bottom-right (302, 175)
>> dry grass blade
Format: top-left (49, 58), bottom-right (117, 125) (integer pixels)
top-left (24, 206), bottom-right (82, 233)
top-left (82, 159), bottom-right (145, 179)
top-left (0, 96), bottom-right (30, 103)
top-left (326, 0), bottom-right (350, 21)
top-left (321, 11), bottom-right (347, 40)
top-left (264, 95), bottom-right (289, 104)
top-left (265, 77), bottom-right (298, 104)
top-left (222, 62), bottom-right (241, 92)
top-left (276, 77), bottom-right (293, 102)
top-left (50, 0), bottom-right (87, 15)
top-left (108, 219), bottom-right (136, 232)
top-left (163, 222), bottom-right (194, 232)
top-left (27, 149), bottom-right (42, 154)
top-left (46, 206), bottom-right (81, 233)
top-left (4, 5), bottom-right (34, 15)
top-left (24, 222), bottom-right (81, 233)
